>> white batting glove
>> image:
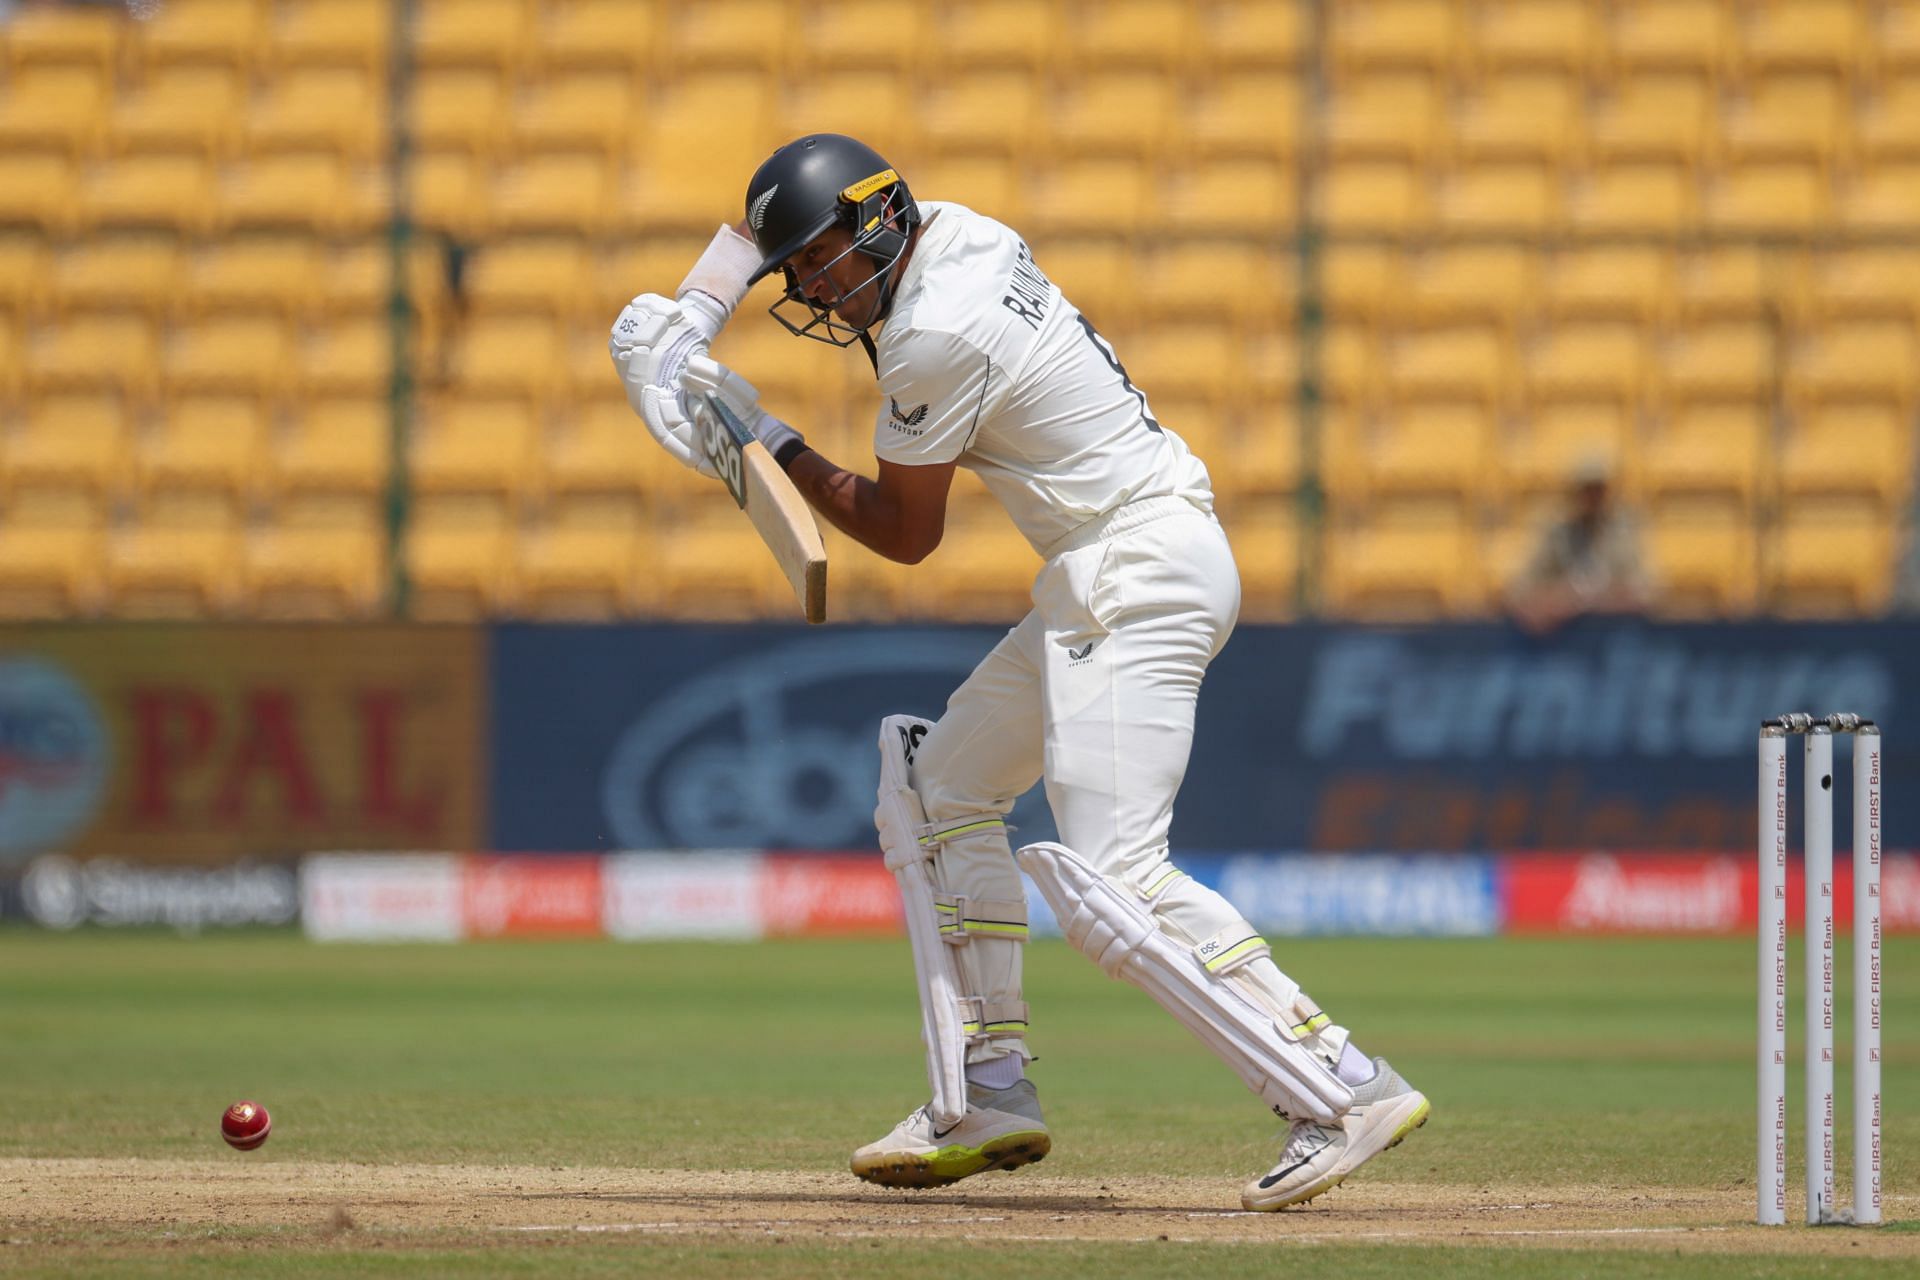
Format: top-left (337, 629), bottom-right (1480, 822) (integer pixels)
top-left (684, 354), bottom-right (804, 460)
top-left (609, 294), bottom-right (717, 478)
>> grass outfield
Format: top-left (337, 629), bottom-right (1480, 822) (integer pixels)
top-left (0, 930), bottom-right (1912, 1276)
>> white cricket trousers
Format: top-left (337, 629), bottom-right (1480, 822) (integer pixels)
top-left (910, 496), bottom-right (1353, 1070)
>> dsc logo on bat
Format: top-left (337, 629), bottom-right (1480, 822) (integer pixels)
top-left (702, 398), bottom-right (750, 510)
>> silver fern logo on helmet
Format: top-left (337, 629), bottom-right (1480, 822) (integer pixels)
top-left (748, 185), bottom-right (780, 232)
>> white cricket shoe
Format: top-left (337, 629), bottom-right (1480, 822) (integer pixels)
top-left (1241, 1057), bottom-right (1430, 1211)
top-left (850, 1079), bottom-right (1051, 1188)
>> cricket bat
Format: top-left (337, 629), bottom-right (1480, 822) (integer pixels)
top-left (699, 394), bottom-right (829, 624)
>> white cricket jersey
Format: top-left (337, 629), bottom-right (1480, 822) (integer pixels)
top-left (871, 202), bottom-right (1215, 553)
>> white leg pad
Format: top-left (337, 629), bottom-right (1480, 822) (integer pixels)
top-left (1016, 841), bottom-right (1352, 1124)
top-left (876, 714), bottom-right (1025, 1130)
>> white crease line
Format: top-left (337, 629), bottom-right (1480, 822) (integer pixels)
top-left (499, 1222), bottom-right (1732, 1242)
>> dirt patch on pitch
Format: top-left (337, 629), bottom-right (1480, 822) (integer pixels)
top-left (2, 1158), bottom-right (1911, 1261)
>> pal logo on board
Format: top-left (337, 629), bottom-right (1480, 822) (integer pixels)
top-left (0, 658), bottom-right (109, 864)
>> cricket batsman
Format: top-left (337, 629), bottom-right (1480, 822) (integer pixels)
top-left (608, 134), bottom-right (1429, 1210)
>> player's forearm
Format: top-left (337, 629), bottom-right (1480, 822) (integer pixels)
top-left (785, 448), bottom-right (938, 564)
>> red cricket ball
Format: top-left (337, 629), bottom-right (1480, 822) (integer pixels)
top-left (220, 1100), bottom-right (271, 1151)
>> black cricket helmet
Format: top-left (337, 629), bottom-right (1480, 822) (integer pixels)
top-left (743, 134), bottom-right (921, 347)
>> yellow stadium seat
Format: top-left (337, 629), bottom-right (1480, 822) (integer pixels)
top-left (1887, 1), bottom-right (1920, 77)
top-left (0, 67), bottom-right (108, 155)
top-left (409, 70), bottom-right (506, 158)
top-left (1780, 405), bottom-right (1913, 504)
top-left (1543, 246), bottom-right (1673, 324)
top-left (77, 154), bottom-right (216, 235)
top-left (1660, 322), bottom-right (1776, 405)
top-left (536, 0), bottom-right (658, 74)
top-left (910, 518), bottom-right (1039, 622)
top-left (163, 317), bottom-right (291, 400)
top-left (1024, 158), bottom-right (1153, 236)
top-left (780, 70), bottom-right (918, 162)
top-left (1768, 506), bottom-right (1895, 617)
top-left (1323, 507), bottom-right (1481, 620)
top-left (269, 0), bottom-right (389, 74)
top-left (1837, 164), bottom-right (1920, 233)
top-left (1722, 75), bottom-right (1846, 169)
top-left (1136, 241), bottom-right (1293, 328)
top-left (656, 508), bottom-right (802, 619)
top-left (444, 316), bottom-right (564, 400)
top-left (666, 0), bottom-right (792, 71)
top-left (106, 496), bottom-right (245, 618)
top-left (1565, 163), bottom-right (1696, 235)
top-left (1031, 238), bottom-right (1133, 326)
top-left (1705, 163), bottom-right (1831, 235)
top-left (185, 235), bottom-right (323, 319)
top-left (510, 72), bottom-right (631, 160)
top-left (109, 66), bottom-right (244, 157)
top-left (245, 67), bottom-right (383, 159)
top-left (1856, 79), bottom-right (1920, 164)
top-left (4, 395), bottom-right (129, 500)
top-left (243, 519), bottom-right (385, 619)
top-left (1066, 0), bottom-right (1195, 70)
top-left (0, 521), bottom-right (105, 618)
top-left (1158, 159), bottom-right (1296, 234)
top-left (1361, 403), bottom-right (1496, 505)
top-left (918, 71), bottom-right (1042, 158)
top-left (466, 238), bottom-right (592, 320)
top-left (1195, 0), bottom-right (1306, 69)
top-left (1588, 74), bottom-right (1713, 167)
top-left (1314, 162), bottom-right (1429, 237)
top-left (1184, 71), bottom-right (1302, 161)
top-left (320, 238), bottom-right (451, 320)
top-left (1645, 502), bottom-right (1757, 616)
top-left (6, 3), bottom-right (121, 74)
top-left (0, 154), bottom-right (76, 233)
top-left (0, 312), bottom-right (15, 404)
top-left (297, 319), bottom-right (392, 398)
top-left (0, 236), bottom-right (48, 317)
top-left (27, 315), bottom-right (158, 401)
top-left (1329, 0), bottom-right (1461, 77)
top-left (1611, 0), bottom-right (1734, 80)
top-left (138, 396), bottom-right (268, 499)
top-left (1468, 0), bottom-right (1602, 76)
top-left (1505, 404), bottom-right (1632, 501)
top-left (135, 0), bottom-right (264, 74)
top-left (403, 501), bottom-right (515, 619)
top-left (935, 0), bottom-right (1060, 72)
top-left (1525, 323), bottom-right (1648, 409)
top-left (414, 0), bottom-right (528, 73)
top-left (1322, 73), bottom-right (1442, 165)
top-left (1121, 324), bottom-right (1244, 409)
top-left (1222, 501), bottom-right (1299, 619)
top-left (405, 152), bottom-right (485, 236)
top-left (1398, 246), bottom-right (1538, 329)
top-left (52, 236), bottom-right (182, 319)
top-left (547, 400), bottom-right (650, 500)
top-left (1296, 326), bottom-right (1379, 409)
top-left (1319, 244), bottom-right (1403, 323)
top-left (1051, 70), bottom-right (1179, 158)
top-left (222, 153), bottom-right (358, 234)
top-left (1452, 74), bottom-right (1582, 167)
top-left (492, 155), bottom-right (615, 234)
top-left (1433, 164), bottom-right (1560, 236)
top-left (1674, 245), bottom-right (1804, 322)
top-left (604, 234), bottom-right (714, 314)
top-left (1220, 408), bottom-right (1302, 496)
top-left (795, 0), bottom-right (929, 71)
top-left (1807, 246), bottom-right (1920, 324)
top-left (1788, 322), bottom-right (1918, 409)
top-left (410, 398), bottom-right (540, 503)
top-left (1641, 406), bottom-right (1768, 506)
top-left (910, 155), bottom-right (1026, 224)
top-left (1384, 328), bottom-right (1510, 407)
top-left (636, 72), bottom-right (776, 172)
top-left (276, 399), bottom-right (391, 498)
top-left (1742, 0), bottom-right (1867, 80)
top-left (515, 521), bottom-right (648, 620)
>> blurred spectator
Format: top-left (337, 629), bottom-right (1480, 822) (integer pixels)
top-left (1505, 457), bottom-right (1654, 634)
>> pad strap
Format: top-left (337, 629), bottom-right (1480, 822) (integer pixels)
top-left (960, 996), bottom-right (1031, 1041)
top-left (919, 814), bottom-right (1009, 850)
top-left (936, 895), bottom-right (1030, 943)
